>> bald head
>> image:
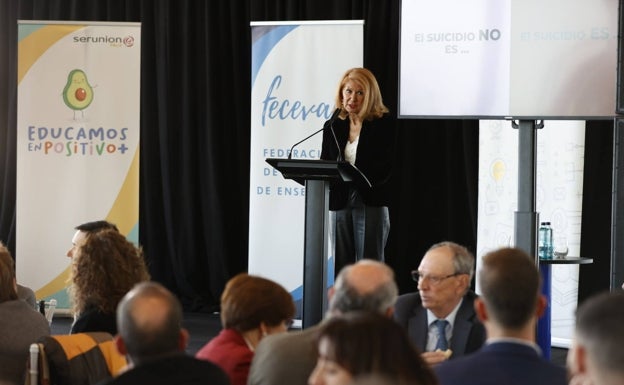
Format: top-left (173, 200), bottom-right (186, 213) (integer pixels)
top-left (329, 260), bottom-right (398, 316)
top-left (117, 282), bottom-right (184, 364)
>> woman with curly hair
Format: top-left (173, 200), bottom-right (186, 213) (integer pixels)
top-left (69, 228), bottom-right (150, 334)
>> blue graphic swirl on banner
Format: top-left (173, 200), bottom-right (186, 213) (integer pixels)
top-left (18, 24), bottom-right (45, 41)
top-left (251, 25), bottom-right (298, 87)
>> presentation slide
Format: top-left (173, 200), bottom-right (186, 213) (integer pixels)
top-left (399, 0), bottom-right (618, 119)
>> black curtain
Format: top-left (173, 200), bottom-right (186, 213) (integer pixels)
top-left (1, 0), bottom-right (508, 311)
top-left (578, 120), bottom-right (614, 301)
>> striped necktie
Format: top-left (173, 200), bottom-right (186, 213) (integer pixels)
top-left (434, 319), bottom-right (449, 351)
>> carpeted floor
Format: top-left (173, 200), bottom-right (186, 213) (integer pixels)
top-left (50, 312), bottom-right (222, 355)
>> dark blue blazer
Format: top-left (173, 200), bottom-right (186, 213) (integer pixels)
top-left (393, 290), bottom-right (486, 357)
top-left (434, 341), bottom-right (567, 385)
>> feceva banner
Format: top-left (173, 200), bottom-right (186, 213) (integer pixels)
top-left (248, 21), bottom-right (363, 315)
top-left (16, 21), bottom-right (141, 309)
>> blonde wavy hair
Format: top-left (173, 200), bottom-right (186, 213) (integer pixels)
top-left (69, 229), bottom-right (150, 315)
top-left (334, 67), bottom-right (389, 121)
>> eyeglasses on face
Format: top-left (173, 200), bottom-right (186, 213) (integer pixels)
top-left (411, 271), bottom-right (460, 284)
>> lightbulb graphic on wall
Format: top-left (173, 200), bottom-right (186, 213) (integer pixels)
top-left (491, 159), bottom-right (506, 194)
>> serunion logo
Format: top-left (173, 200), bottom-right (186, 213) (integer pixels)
top-left (123, 36), bottom-right (135, 47)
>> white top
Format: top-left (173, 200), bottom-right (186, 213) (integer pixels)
top-left (344, 136), bottom-right (359, 165)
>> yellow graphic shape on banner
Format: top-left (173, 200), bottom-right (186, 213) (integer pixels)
top-left (18, 25), bottom-right (84, 85)
top-left (34, 147), bottom-right (140, 300)
top-left (107, 147), bottom-right (140, 236)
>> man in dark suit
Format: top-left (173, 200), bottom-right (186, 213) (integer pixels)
top-left (434, 247), bottom-right (567, 385)
top-left (101, 282), bottom-right (229, 385)
top-left (394, 241), bottom-right (485, 365)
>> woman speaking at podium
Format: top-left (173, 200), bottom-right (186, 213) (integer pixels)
top-left (320, 67), bottom-right (395, 276)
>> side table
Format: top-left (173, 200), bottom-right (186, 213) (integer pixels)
top-left (537, 257), bottom-right (593, 359)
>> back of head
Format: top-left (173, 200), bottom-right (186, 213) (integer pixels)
top-left (478, 247), bottom-right (539, 329)
top-left (317, 312), bottom-right (437, 385)
top-left (220, 273), bottom-right (295, 331)
top-left (117, 282), bottom-right (182, 363)
top-left (575, 291), bottom-right (624, 378)
top-left (0, 242), bottom-right (18, 302)
top-left (329, 260), bottom-right (398, 316)
top-left (75, 220), bottom-right (119, 233)
top-left (70, 229), bottom-right (150, 314)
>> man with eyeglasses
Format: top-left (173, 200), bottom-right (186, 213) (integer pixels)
top-left (394, 241), bottom-right (486, 366)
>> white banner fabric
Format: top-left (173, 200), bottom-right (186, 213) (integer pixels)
top-left (477, 120), bottom-right (585, 346)
top-left (249, 21), bottom-right (363, 312)
top-left (16, 21), bottom-right (141, 309)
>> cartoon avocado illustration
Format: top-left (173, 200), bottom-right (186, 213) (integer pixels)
top-left (63, 69), bottom-right (94, 118)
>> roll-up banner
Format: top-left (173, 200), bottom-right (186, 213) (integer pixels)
top-left (16, 21), bottom-right (141, 310)
top-left (477, 120), bottom-right (585, 347)
top-left (249, 21), bottom-right (363, 316)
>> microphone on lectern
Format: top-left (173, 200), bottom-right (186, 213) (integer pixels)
top-left (287, 108), bottom-right (342, 160)
top-left (327, 108), bottom-right (343, 162)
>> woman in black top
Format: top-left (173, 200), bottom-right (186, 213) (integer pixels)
top-left (320, 67), bottom-right (395, 276)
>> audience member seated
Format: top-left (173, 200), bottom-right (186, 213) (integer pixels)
top-left (434, 247), bottom-right (567, 385)
top-left (568, 291), bottom-right (624, 385)
top-left (69, 228), bottom-right (150, 335)
top-left (195, 273), bottom-right (295, 385)
top-left (66, 220), bottom-right (119, 259)
top-left (248, 260), bottom-right (398, 385)
top-left (394, 241), bottom-right (486, 365)
top-left (101, 282), bottom-right (229, 385)
top-left (17, 283), bottom-right (36, 309)
top-left (0, 243), bottom-right (50, 385)
top-left (308, 311), bottom-right (438, 385)
top-left (0, 240), bottom-right (38, 309)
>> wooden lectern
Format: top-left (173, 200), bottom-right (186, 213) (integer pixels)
top-left (265, 158), bottom-right (371, 328)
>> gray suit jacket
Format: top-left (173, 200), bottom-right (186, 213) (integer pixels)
top-left (393, 290), bottom-right (486, 357)
top-left (247, 325), bottom-right (320, 385)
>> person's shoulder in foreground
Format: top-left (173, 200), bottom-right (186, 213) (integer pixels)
top-left (434, 341), bottom-right (566, 385)
top-left (104, 354), bottom-right (229, 385)
top-left (248, 325), bottom-right (319, 385)
top-left (435, 246), bottom-right (566, 385)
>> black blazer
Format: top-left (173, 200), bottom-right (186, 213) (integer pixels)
top-left (320, 113), bottom-right (395, 210)
top-left (393, 290), bottom-right (486, 358)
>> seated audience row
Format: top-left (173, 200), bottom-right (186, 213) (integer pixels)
top-left (7, 226), bottom-right (624, 385)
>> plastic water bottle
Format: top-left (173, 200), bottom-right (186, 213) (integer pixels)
top-left (539, 222), bottom-right (553, 259)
